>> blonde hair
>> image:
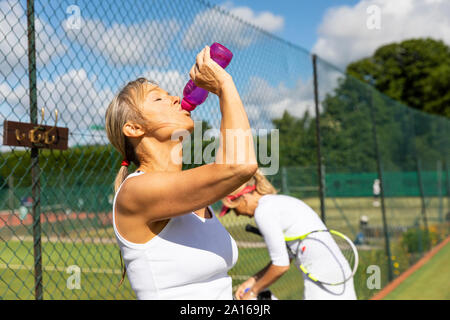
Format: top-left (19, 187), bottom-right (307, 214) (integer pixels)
top-left (105, 77), bottom-right (156, 286)
top-left (105, 77), bottom-right (156, 192)
top-left (246, 169), bottom-right (278, 195)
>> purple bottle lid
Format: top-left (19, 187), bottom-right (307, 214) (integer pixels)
top-left (210, 42), bottom-right (233, 69)
top-left (181, 98), bottom-right (196, 112)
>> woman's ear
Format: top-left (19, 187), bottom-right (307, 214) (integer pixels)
top-left (221, 196), bottom-right (240, 209)
top-left (123, 122), bottom-right (145, 138)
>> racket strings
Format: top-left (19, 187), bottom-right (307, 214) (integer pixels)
top-left (334, 235), bottom-right (355, 269)
top-left (295, 231), bottom-right (357, 285)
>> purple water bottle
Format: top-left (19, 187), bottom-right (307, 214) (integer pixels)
top-left (181, 43), bottom-right (233, 112)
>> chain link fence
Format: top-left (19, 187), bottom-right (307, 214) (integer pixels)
top-left (0, 0), bottom-right (449, 300)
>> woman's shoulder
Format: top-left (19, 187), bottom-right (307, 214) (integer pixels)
top-left (114, 171), bottom-right (146, 213)
top-left (258, 193), bottom-right (288, 205)
top-left (257, 194), bottom-right (313, 213)
top-left (254, 194), bottom-right (280, 216)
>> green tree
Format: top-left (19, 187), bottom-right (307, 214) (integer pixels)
top-left (272, 110), bottom-right (316, 168)
top-left (347, 38), bottom-right (450, 117)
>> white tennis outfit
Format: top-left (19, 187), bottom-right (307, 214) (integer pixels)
top-left (254, 194), bottom-right (357, 300)
top-left (113, 172), bottom-right (238, 300)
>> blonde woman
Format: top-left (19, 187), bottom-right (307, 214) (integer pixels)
top-left (220, 170), bottom-right (357, 300)
top-left (105, 46), bottom-right (257, 300)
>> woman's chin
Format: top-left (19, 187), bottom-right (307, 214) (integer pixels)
top-left (174, 123), bottom-right (194, 134)
top-left (185, 119), bottom-right (195, 133)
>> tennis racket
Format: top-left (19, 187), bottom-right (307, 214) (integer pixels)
top-left (245, 224), bottom-right (359, 286)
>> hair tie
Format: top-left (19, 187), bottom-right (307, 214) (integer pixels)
top-left (121, 159), bottom-right (130, 167)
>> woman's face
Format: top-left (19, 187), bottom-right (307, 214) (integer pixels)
top-left (233, 192), bottom-right (259, 217)
top-left (140, 84), bottom-right (194, 140)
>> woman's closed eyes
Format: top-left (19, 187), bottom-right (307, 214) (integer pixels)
top-left (154, 92), bottom-right (172, 102)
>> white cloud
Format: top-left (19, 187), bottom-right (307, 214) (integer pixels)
top-left (242, 76), bottom-right (316, 129)
top-left (0, 68), bottom-right (114, 147)
top-left (182, 1), bottom-right (284, 50)
top-left (142, 70), bottom-right (186, 97)
top-left (240, 66), bottom-right (350, 128)
top-left (0, 68), bottom-right (191, 148)
top-left (0, 0), bottom-right (66, 82)
top-left (63, 18), bottom-right (180, 67)
top-left (37, 69), bottom-right (113, 134)
top-left (229, 4), bottom-right (284, 32)
top-left (0, 82), bottom-right (27, 109)
top-left (312, 0), bottom-right (450, 68)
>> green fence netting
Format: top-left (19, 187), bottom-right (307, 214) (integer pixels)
top-left (0, 0), bottom-right (449, 300)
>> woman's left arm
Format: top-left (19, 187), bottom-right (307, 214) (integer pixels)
top-left (241, 208), bottom-right (291, 299)
top-left (241, 262), bottom-right (289, 299)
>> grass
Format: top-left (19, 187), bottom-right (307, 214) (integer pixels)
top-left (0, 240), bottom-right (135, 300)
top-left (383, 241), bottom-right (450, 300)
top-left (0, 196), bottom-right (447, 300)
top-left (0, 239), bottom-right (304, 300)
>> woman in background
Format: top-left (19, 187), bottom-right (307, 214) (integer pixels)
top-left (220, 170), bottom-right (357, 300)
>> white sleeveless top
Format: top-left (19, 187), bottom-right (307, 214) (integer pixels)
top-left (113, 171), bottom-right (238, 300)
top-left (254, 194), bottom-right (357, 299)
top-left (254, 194), bottom-right (327, 266)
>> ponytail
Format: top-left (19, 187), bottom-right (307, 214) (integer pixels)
top-left (114, 165), bottom-right (130, 193)
top-left (250, 169), bottom-right (278, 195)
top-left (118, 250), bottom-right (127, 287)
top-left (105, 77), bottom-right (156, 288)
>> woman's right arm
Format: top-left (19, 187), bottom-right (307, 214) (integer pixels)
top-left (117, 46), bottom-right (257, 221)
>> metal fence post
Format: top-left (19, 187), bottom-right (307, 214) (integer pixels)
top-left (369, 88), bottom-right (394, 282)
top-left (8, 176), bottom-right (14, 213)
top-left (27, 0), bottom-right (43, 300)
top-left (408, 109), bottom-right (430, 251)
top-left (281, 167), bottom-right (290, 194)
top-left (437, 160), bottom-right (443, 223)
top-left (416, 218), bottom-right (423, 255)
top-left (321, 163), bottom-right (326, 204)
top-left (416, 157), bottom-right (430, 250)
top-left (312, 54), bottom-right (326, 223)
top-left (416, 158), bottom-right (429, 247)
top-left (445, 159), bottom-right (450, 217)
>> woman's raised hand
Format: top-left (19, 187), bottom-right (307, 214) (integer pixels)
top-left (189, 46), bottom-right (232, 97)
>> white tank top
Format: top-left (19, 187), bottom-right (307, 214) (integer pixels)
top-left (255, 194), bottom-right (356, 299)
top-left (112, 171), bottom-right (238, 300)
top-left (254, 194), bottom-right (327, 266)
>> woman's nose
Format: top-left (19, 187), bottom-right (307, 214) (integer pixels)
top-left (172, 95), bottom-right (180, 106)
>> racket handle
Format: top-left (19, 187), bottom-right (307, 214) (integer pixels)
top-left (245, 224), bottom-right (262, 236)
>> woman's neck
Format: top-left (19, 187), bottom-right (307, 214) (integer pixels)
top-left (135, 137), bottom-right (183, 173)
top-left (250, 192), bottom-right (265, 214)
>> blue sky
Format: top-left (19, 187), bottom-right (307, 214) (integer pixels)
top-left (206, 0), bottom-right (450, 67)
top-left (207, 0), bottom-right (360, 51)
top-left (1, 0), bottom-right (449, 148)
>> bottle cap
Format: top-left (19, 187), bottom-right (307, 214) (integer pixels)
top-left (211, 42), bottom-right (233, 69)
top-left (181, 98), bottom-right (197, 111)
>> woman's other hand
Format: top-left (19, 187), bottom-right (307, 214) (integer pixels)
top-left (235, 277), bottom-right (256, 300)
